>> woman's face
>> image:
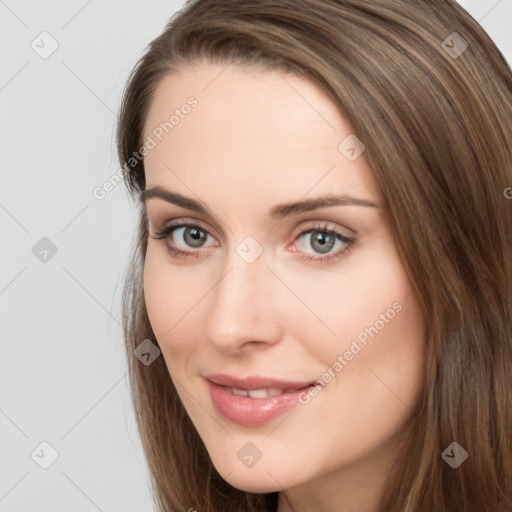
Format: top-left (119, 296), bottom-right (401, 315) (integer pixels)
top-left (142, 62), bottom-right (426, 508)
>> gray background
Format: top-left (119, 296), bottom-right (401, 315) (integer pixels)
top-left (1, 1), bottom-right (510, 511)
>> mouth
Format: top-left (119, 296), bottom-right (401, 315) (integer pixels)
top-left (205, 373), bottom-right (317, 426)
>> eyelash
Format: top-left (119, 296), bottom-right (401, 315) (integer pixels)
top-left (150, 220), bottom-right (355, 264)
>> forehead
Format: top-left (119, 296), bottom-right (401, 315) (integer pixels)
top-left (142, 62), bottom-right (381, 212)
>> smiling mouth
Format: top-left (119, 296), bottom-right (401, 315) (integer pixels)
top-left (206, 377), bottom-right (318, 426)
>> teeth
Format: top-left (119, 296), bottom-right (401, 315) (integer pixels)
top-left (228, 387), bottom-right (285, 398)
top-left (231, 388), bottom-right (249, 397)
top-left (248, 389), bottom-right (268, 398)
top-left (267, 387), bottom-right (285, 396)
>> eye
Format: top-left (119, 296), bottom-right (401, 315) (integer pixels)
top-left (171, 226), bottom-right (211, 248)
top-left (150, 221), bottom-right (218, 258)
top-left (150, 219), bottom-right (355, 263)
top-left (290, 222), bottom-right (355, 263)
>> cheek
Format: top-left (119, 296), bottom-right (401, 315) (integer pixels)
top-left (279, 244), bottom-right (419, 360)
top-left (312, 260), bottom-right (426, 421)
top-left (291, 245), bottom-right (427, 420)
top-left (143, 245), bottom-right (204, 355)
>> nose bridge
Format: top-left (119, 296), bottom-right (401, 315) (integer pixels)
top-left (204, 240), bottom-right (282, 349)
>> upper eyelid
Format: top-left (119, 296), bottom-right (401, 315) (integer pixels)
top-left (150, 216), bottom-right (210, 233)
top-left (147, 204), bottom-right (358, 235)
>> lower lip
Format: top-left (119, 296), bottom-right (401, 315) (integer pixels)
top-left (207, 380), bottom-right (313, 426)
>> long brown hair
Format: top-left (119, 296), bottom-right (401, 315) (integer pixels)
top-left (116, 1), bottom-right (512, 510)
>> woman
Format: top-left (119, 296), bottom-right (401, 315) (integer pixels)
top-left (116, 1), bottom-right (512, 510)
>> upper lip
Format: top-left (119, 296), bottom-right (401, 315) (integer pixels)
top-left (205, 373), bottom-right (315, 390)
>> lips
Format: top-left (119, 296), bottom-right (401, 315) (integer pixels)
top-left (205, 373), bottom-right (316, 426)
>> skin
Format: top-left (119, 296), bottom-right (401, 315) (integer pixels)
top-left (142, 61), bottom-right (427, 512)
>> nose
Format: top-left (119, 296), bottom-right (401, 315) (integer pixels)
top-left (203, 245), bottom-right (284, 352)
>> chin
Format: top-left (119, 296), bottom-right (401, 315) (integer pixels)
top-left (223, 473), bottom-right (284, 494)
top-left (211, 457), bottom-right (299, 494)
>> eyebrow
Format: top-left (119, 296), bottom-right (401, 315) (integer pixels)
top-left (141, 185), bottom-right (380, 221)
